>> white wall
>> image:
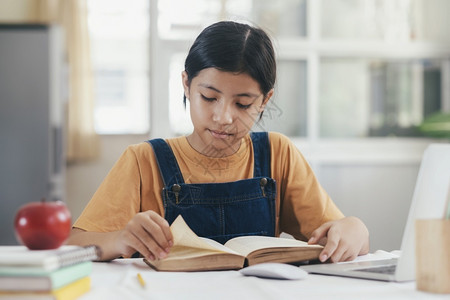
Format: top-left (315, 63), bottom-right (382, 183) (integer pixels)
top-left (317, 163), bottom-right (420, 251)
top-left (66, 135), bottom-right (148, 222)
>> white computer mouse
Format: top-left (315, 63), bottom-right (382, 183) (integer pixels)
top-left (239, 263), bottom-right (308, 280)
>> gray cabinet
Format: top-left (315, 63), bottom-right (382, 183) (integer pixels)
top-left (0, 24), bottom-right (65, 245)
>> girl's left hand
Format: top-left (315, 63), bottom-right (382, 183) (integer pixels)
top-left (308, 216), bottom-right (370, 263)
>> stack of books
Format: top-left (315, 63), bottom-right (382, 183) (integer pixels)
top-left (0, 245), bottom-right (100, 300)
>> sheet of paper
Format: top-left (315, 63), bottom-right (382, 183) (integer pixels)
top-left (224, 236), bottom-right (321, 257)
top-left (170, 215), bottom-right (236, 254)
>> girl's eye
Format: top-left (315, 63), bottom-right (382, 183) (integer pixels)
top-left (201, 95), bottom-right (216, 102)
top-left (236, 103), bottom-right (252, 110)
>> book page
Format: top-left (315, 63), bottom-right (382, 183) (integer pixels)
top-left (199, 237), bottom-right (240, 255)
top-left (170, 215), bottom-right (237, 255)
top-left (166, 246), bottom-right (225, 259)
top-left (224, 236), bottom-right (322, 257)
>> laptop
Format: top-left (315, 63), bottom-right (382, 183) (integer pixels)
top-left (301, 143), bottom-right (450, 282)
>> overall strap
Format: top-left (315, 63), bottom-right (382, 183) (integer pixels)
top-left (250, 132), bottom-right (271, 178)
top-left (147, 139), bottom-right (185, 186)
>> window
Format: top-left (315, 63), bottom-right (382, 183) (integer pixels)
top-left (160, 0), bottom-right (308, 136)
top-left (168, 53), bottom-right (192, 135)
top-left (319, 58), bottom-right (448, 138)
top-left (157, 0), bottom-right (449, 139)
top-left (87, 0), bottom-right (150, 134)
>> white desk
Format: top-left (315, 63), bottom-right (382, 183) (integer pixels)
top-left (79, 256), bottom-right (448, 300)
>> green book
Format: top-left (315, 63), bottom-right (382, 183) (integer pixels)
top-left (0, 261), bottom-right (92, 291)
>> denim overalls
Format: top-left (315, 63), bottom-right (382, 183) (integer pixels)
top-left (148, 132), bottom-right (276, 244)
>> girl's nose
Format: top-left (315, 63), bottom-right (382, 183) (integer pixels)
top-left (212, 102), bottom-right (233, 125)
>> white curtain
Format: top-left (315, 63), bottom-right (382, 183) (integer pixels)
top-left (34, 0), bottom-right (99, 162)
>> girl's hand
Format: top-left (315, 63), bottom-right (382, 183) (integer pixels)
top-left (115, 210), bottom-right (173, 261)
top-left (308, 216), bottom-right (369, 262)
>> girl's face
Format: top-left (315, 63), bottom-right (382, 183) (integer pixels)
top-left (183, 68), bottom-right (273, 157)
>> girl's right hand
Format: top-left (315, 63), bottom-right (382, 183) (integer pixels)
top-left (115, 210), bottom-right (173, 261)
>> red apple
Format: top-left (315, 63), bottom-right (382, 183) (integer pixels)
top-left (14, 198), bottom-right (71, 250)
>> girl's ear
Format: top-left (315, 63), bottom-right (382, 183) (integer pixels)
top-left (258, 89), bottom-right (274, 113)
top-left (182, 71), bottom-right (190, 100)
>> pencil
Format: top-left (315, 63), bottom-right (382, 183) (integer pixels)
top-left (137, 273), bottom-right (146, 288)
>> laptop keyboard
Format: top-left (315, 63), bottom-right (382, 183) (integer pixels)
top-left (354, 264), bottom-right (397, 275)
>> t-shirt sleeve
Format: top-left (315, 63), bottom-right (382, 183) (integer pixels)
top-left (270, 132), bottom-right (344, 240)
top-left (72, 145), bottom-right (143, 232)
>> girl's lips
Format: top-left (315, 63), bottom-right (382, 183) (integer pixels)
top-left (209, 130), bottom-right (231, 139)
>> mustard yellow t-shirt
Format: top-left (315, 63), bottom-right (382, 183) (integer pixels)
top-left (73, 132), bottom-right (344, 240)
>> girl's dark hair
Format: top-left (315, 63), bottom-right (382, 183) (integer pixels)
top-left (183, 21), bottom-right (276, 106)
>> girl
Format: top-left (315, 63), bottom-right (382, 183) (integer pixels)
top-left (68, 21), bottom-right (369, 263)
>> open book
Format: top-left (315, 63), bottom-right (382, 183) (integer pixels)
top-left (144, 215), bottom-right (323, 272)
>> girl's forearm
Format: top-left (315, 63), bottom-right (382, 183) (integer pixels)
top-left (66, 228), bottom-right (122, 261)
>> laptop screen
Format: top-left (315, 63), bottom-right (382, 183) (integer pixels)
top-left (396, 144), bottom-right (450, 281)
